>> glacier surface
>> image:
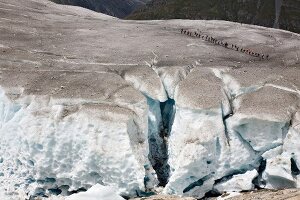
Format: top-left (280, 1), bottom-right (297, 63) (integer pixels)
top-left (0, 0), bottom-right (300, 199)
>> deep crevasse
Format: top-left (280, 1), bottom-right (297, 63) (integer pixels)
top-left (128, 64), bottom-right (300, 198)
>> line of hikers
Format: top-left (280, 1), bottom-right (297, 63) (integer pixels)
top-left (181, 29), bottom-right (269, 60)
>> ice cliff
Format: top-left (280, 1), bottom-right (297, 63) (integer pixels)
top-left (0, 0), bottom-right (300, 199)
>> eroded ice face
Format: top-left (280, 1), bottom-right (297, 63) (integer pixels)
top-left (0, 0), bottom-right (300, 199)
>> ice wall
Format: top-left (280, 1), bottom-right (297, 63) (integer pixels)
top-left (160, 68), bottom-right (300, 199)
top-left (0, 87), bottom-right (153, 199)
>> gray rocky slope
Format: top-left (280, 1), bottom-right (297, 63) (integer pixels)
top-left (0, 0), bottom-right (300, 199)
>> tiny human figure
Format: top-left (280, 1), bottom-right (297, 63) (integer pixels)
top-left (181, 29), bottom-right (184, 34)
top-left (266, 55), bottom-right (269, 59)
top-left (225, 42), bottom-right (228, 48)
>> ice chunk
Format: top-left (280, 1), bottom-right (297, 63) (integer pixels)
top-left (283, 112), bottom-right (300, 170)
top-left (214, 170), bottom-right (258, 192)
top-left (66, 184), bottom-right (125, 200)
top-left (227, 115), bottom-right (286, 152)
top-left (163, 107), bottom-right (224, 198)
top-left (262, 156), bottom-right (296, 189)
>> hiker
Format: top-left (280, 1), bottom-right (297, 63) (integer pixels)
top-left (225, 42), bottom-right (228, 48)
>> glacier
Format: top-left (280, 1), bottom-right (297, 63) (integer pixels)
top-left (0, 0), bottom-right (300, 199)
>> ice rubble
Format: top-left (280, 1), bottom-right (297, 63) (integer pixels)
top-left (214, 169), bottom-right (258, 193)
